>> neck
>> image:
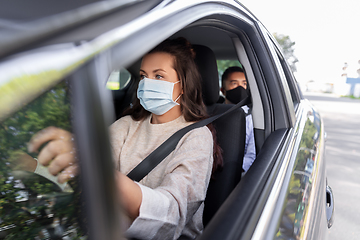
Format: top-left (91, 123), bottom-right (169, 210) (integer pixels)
top-left (151, 105), bottom-right (182, 124)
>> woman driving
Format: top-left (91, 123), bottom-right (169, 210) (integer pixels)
top-left (28, 37), bottom-right (222, 240)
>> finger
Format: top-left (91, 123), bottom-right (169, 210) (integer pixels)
top-left (58, 165), bottom-right (79, 184)
top-left (47, 152), bottom-right (76, 176)
top-left (28, 126), bottom-right (72, 153)
top-left (37, 140), bottom-right (73, 166)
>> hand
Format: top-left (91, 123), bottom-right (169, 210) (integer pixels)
top-left (28, 126), bottom-right (78, 183)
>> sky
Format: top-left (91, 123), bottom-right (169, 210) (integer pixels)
top-left (240, 0), bottom-right (360, 85)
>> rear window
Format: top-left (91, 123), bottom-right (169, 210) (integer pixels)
top-left (106, 68), bottom-right (132, 90)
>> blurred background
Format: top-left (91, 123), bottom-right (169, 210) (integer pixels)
top-left (241, 0), bottom-right (360, 97)
top-left (241, 0), bottom-right (360, 239)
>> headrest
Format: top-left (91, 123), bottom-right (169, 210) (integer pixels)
top-left (193, 45), bottom-right (220, 106)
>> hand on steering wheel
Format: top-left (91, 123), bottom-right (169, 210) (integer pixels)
top-left (28, 126), bottom-right (78, 183)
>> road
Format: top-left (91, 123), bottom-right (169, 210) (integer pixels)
top-left (304, 92), bottom-right (360, 240)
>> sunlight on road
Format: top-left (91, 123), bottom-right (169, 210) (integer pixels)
top-left (305, 92), bottom-right (360, 116)
top-left (304, 92), bottom-right (360, 240)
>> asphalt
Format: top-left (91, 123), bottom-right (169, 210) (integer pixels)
top-left (304, 92), bottom-right (360, 240)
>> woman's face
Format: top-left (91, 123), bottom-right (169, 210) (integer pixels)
top-left (140, 52), bottom-right (182, 102)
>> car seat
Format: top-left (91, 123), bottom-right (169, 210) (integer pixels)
top-left (193, 45), bottom-right (246, 226)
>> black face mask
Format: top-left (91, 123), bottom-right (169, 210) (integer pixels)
top-left (226, 86), bottom-right (249, 104)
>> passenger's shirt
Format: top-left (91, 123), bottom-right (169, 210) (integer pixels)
top-left (242, 105), bottom-right (256, 172)
top-left (109, 114), bottom-right (214, 240)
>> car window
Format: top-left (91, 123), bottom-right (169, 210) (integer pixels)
top-left (217, 60), bottom-right (243, 85)
top-left (0, 80), bottom-right (87, 239)
top-left (106, 68), bottom-right (132, 90)
top-left (271, 48), bottom-right (295, 109)
top-left (268, 34), bottom-right (300, 109)
top-left (275, 50), bottom-right (301, 109)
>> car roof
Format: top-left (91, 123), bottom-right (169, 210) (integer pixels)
top-left (0, 0), bottom-right (259, 59)
top-left (0, 0), bottom-right (263, 122)
top-left (0, 0), bottom-right (164, 59)
top-left (0, 0), bottom-right (103, 21)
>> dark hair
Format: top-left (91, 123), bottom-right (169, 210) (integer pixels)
top-left (124, 37), bottom-right (222, 174)
top-left (221, 66), bottom-right (244, 87)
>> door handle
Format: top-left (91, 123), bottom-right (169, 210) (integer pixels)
top-left (326, 185), bottom-right (334, 228)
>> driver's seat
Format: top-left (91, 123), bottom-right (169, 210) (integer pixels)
top-left (193, 45), bottom-right (246, 226)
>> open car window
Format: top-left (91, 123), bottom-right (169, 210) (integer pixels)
top-left (0, 80), bottom-right (87, 239)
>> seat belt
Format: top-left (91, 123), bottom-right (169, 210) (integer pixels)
top-left (127, 96), bottom-right (250, 182)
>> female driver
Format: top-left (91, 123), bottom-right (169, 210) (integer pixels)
top-left (28, 38), bottom-right (222, 240)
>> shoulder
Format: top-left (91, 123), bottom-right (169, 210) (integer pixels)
top-left (195, 125), bottom-right (213, 138)
top-left (171, 125), bottom-right (214, 170)
top-left (181, 125), bottom-right (213, 146)
top-left (110, 115), bottom-right (138, 129)
top-left (241, 105), bottom-right (249, 114)
top-left (109, 115), bottom-right (143, 139)
top-left (241, 105), bottom-right (253, 121)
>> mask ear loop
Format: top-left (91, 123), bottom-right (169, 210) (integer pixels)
top-left (173, 80), bottom-right (182, 104)
top-left (174, 93), bottom-right (182, 104)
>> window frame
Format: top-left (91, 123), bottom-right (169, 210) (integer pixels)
top-left (257, 25), bottom-right (296, 128)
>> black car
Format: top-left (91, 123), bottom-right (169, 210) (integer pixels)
top-left (0, 0), bottom-right (334, 239)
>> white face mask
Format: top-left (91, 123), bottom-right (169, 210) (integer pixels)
top-left (137, 78), bottom-right (181, 115)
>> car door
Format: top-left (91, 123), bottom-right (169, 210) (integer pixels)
top-left (245, 28), bottom-right (329, 239)
top-left (186, 3), bottom-right (330, 240)
top-left (0, 0), bottom-right (332, 239)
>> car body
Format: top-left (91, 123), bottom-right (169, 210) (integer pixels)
top-left (0, 0), bottom-right (334, 239)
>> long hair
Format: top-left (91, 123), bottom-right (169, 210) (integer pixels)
top-left (124, 37), bottom-right (223, 174)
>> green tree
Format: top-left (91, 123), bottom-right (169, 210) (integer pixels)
top-left (273, 33), bottom-right (299, 72)
top-left (0, 82), bottom-right (86, 239)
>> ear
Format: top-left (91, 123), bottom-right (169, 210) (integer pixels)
top-left (179, 80), bottom-right (184, 94)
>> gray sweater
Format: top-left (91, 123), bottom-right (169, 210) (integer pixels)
top-left (109, 114), bottom-right (213, 240)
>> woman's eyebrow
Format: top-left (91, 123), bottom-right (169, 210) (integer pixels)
top-left (153, 68), bottom-right (166, 73)
top-left (139, 69), bottom-right (166, 74)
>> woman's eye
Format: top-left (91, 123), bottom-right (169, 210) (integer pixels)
top-left (140, 74), bottom-right (145, 79)
top-left (155, 75), bottom-right (163, 80)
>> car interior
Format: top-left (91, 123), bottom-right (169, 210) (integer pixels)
top-left (113, 26), bottom-right (267, 143)
top-left (107, 22), bottom-right (269, 227)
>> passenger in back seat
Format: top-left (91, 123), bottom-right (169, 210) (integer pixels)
top-left (221, 66), bottom-right (256, 172)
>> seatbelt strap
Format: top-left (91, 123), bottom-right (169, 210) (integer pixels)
top-left (127, 96), bottom-right (250, 182)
